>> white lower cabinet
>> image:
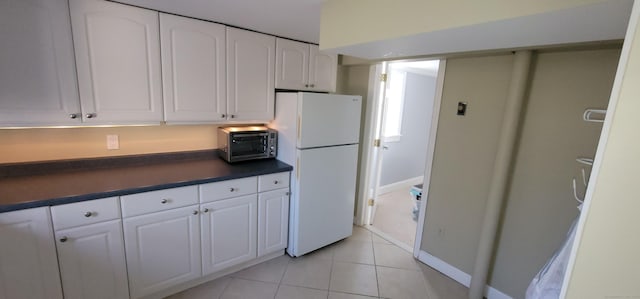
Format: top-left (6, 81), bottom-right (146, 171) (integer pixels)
top-left (0, 207), bottom-right (63, 299)
top-left (55, 220), bottom-right (129, 299)
top-left (123, 205), bottom-right (202, 299)
top-left (257, 189), bottom-right (290, 257)
top-left (201, 194), bottom-right (257, 275)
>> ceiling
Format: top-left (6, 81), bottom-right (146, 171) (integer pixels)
top-left (113, 0), bottom-right (324, 44)
top-left (113, 0), bottom-right (632, 60)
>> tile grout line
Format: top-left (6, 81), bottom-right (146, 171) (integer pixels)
top-left (216, 276), bottom-right (233, 299)
top-left (370, 230), bottom-right (382, 299)
top-left (275, 253), bottom-right (293, 298)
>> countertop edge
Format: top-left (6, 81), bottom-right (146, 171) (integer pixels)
top-left (0, 156), bottom-right (292, 213)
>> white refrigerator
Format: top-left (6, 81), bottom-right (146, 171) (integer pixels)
top-left (270, 92), bottom-right (362, 257)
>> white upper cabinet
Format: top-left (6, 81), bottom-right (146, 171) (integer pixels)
top-left (0, 0), bottom-right (81, 126)
top-left (160, 13), bottom-right (227, 123)
top-left (309, 44), bottom-right (338, 92)
top-left (0, 207), bottom-right (63, 299)
top-left (226, 28), bottom-right (275, 122)
top-left (275, 38), bottom-right (337, 92)
top-left (275, 39), bottom-right (309, 91)
top-left (70, 0), bottom-right (163, 125)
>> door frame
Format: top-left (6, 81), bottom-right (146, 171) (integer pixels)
top-left (355, 59), bottom-right (447, 258)
top-left (354, 63), bottom-right (386, 226)
top-left (412, 59), bottom-right (446, 257)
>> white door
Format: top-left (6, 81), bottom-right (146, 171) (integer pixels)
top-left (308, 45), bottom-right (337, 92)
top-left (258, 189), bottom-right (289, 257)
top-left (226, 27), bottom-right (275, 122)
top-left (201, 195), bottom-right (257, 275)
top-left (0, 207), bottom-right (63, 299)
top-left (55, 220), bottom-right (129, 299)
top-left (160, 13), bottom-right (227, 123)
top-left (0, 0), bottom-right (81, 126)
top-left (275, 38), bottom-right (309, 91)
top-left (291, 144), bottom-right (359, 256)
top-left (70, 0), bottom-right (162, 124)
top-left (298, 93), bottom-right (362, 148)
top-left (123, 205), bottom-right (201, 299)
top-left (366, 63), bottom-right (390, 225)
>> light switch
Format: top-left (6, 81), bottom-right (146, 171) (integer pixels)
top-left (457, 102), bottom-right (468, 116)
top-left (106, 134), bottom-right (119, 150)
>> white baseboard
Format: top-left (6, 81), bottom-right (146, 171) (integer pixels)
top-left (378, 176), bottom-right (424, 195)
top-left (418, 250), bottom-right (512, 299)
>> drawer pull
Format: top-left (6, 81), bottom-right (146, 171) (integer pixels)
top-left (229, 188), bottom-right (236, 192)
top-left (203, 208), bottom-right (210, 213)
top-left (84, 211), bottom-right (93, 217)
top-left (161, 199), bottom-right (169, 204)
top-left (192, 210), bottom-right (199, 215)
top-left (274, 180), bottom-right (279, 184)
top-left (59, 236), bottom-right (68, 243)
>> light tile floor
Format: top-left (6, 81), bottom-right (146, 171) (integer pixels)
top-left (372, 189), bottom-right (418, 247)
top-left (166, 226), bottom-right (468, 299)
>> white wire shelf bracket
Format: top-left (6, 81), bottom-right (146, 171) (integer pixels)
top-left (583, 109), bottom-right (607, 123)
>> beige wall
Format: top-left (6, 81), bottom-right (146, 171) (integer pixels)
top-left (336, 64), bottom-right (371, 216)
top-left (320, 0), bottom-right (609, 49)
top-left (564, 5), bottom-right (640, 297)
top-left (0, 125), bottom-right (219, 163)
top-left (421, 47), bottom-right (619, 297)
top-left (488, 48), bottom-right (620, 297)
top-left (421, 54), bottom-right (514, 273)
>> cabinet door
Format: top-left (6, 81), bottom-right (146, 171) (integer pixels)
top-left (0, 207), bottom-right (62, 299)
top-left (160, 13), bottom-right (227, 123)
top-left (309, 45), bottom-right (337, 92)
top-left (226, 28), bottom-right (275, 122)
top-left (0, 0), bottom-right (81, 126)
top-left (258, 189), bottom-right (289, 257)
top-left (70, 0), bottom-right (162, 124)
top-left (124, 205), bottom-right (201, 299)
top-left (201, 194), bottom-right (257, 275)
top-left (55, 220), bottom-right (129, 299)
top-left (275, 38), bottom-right (309, 91)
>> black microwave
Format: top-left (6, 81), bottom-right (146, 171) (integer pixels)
top-left (218, 126), bottom-right (277, 163)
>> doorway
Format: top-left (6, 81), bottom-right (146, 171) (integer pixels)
top-left (360, 59), bottom-right (444, 252)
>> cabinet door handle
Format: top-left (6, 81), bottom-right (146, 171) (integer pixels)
top-left (69, 113), bottom-right (79, 119)
top-left (274, 180), bottom-right (279, 184)
top-left (221, 114), bottom-right (226, 118)
top-left (192, 210), bottom-right (199, 215)
top-left (230, 114), bottom-right (236, 119)
top-left (84, 211), bottom-right (93, 217)
top-left (59, 236), bottom-right (68, 243)
top-left (310, 84), bottom-right (315, 88)
top-left (85, 113), bottom-right (97, 119)
top-left (229, 188), bottom-right (236, 192)
top-left (203, 208), bottom-right (210, 213)
top-left (304, 84), bottom-right (309, 88)
top-left (286, 192), bottom-right (290, 196)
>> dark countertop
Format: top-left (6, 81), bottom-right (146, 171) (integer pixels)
top-left (0, 150), bottom-right (292, 213)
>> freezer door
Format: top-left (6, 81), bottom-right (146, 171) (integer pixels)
top-left (291, 144), bottom-right (358, 256)
top-left (298, 93), bottom-right (362, 149)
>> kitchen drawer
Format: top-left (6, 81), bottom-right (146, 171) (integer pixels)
top-left (258, 172), bottom-right (290, 192)
top-left (51, 197), bottom-right (120, 230)
top-left (199, 177), bottom-right (257, 203)
top-left (121, 186), bottom-right (198, 218)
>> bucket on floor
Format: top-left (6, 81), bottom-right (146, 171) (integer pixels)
top-left (410, 184), bottom-right (423, 221)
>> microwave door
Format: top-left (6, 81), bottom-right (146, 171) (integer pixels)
top-left (231, 134), bottom-right (268, 160)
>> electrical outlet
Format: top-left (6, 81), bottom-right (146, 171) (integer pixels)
top-left (106, 134), bottom-right (119, 150)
